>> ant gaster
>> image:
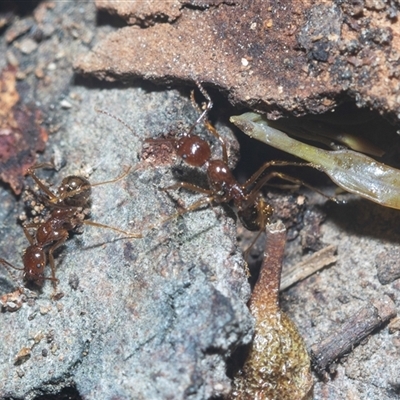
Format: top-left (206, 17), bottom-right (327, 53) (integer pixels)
top-left (0, 163), bottom-right (141, 289)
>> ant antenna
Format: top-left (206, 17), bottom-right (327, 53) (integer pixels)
top-left (91, 166), bottom-right (135, 188)
top-left (186, 81), bottom-right (213, 137)
top-left (0, 258), bottom-right (24, 272)
top-left (95, 108), bottom-right (135, 135)
top-left (187, 82), bottom-right (228, 163)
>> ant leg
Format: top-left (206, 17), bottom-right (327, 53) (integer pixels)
top-left (194, 81), bottom-right (213, 113)
top-left (244, 161), bottom-right (316, 191)
top-left (26, 163), bottom-right (59, 202)
top-left (47, 236), bottom-right (68, 288)
top-left (82, 220), bottom-right (142, 238)
top-left (244, 170), bottom-right (339, 210)
top-left (188, 83), bottom-right (228, 163)
top-left (160, 181), bottom-right (220, 224)
top-left (160, 195), bottom-right (216, 225)
top-left (238, 196), bottom-right (273, 259)
top-left (270, 171), bottom-right (339, 202)
top-left (0, 227), bottom-right (38, 281)
top-left (162, 181), bottom-right (214, 195)
top-left (243, 230), bottom-right (264, 261)
top-left (144, 137), bottom-right (177, 145)
top-left (203, 119), bottom-right (228, 165)
top-left (0, 258), bottom-right (24, 292)
top-left (27, 162), bottom-right (55, 171)
top-left (190, 88), bottom-right (203, 115)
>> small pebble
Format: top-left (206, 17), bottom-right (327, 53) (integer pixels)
top-left (60, 99), bottom-right (72, 109)
top-left (6, 50), bottom-right (19, 67)
top-left (47, 62), bottom-right (56, 71)
top-left (18, 38), bottom-right (38, 54)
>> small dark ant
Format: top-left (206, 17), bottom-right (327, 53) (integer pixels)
top-left (0, 163), bottom-right (141, 290)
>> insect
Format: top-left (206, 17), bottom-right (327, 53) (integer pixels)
top-left (143, 83), bottom-right (332, 251)
top-left (97, 85), bottom-right (326, 255)
top-left (0, 163), bottom-right (141, 290)
top-left (231, 112), bottom-right (400, 210)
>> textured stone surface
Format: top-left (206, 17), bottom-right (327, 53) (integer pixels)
top-left (0, 85), bottom-right (252, 400)
top-left (77, 1), bottom-right (400, 120)
top-left (1, 2), bottom-right (400, 399)
top-left (0, 3), bottom-right (252, 399)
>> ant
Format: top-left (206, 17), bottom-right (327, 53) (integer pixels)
top-left (145, 83), bottom-right (328, 252)
top-left (97, 84), bottom-right (334, 255)
top-left (0, 163), bottom-right (141, 291)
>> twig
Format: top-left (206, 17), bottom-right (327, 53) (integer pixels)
top-left (310, 295), bottom-right (397, 375)
top-left (280, 244), bottom-right (337, 291)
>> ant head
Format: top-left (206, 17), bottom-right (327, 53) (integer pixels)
top-left (176, 135), bottom-right (211, 167)
top-left (22, 245), bottom-right (47, 287)
top-left (58, 176), bottom-right (91, 207)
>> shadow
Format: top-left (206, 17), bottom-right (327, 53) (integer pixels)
top-left (225, 340), bottom-right (252, 383)
top-left (0, 0), bottom-right (42, 35)
top-left (33, 386), bottom-right (82, 400)
top-left (324, 197), bottom-right (400, 245)
top-left (73, 73), bottom-right (188, 94)
top-left (96, 9), bottom-right (127, 29)
top-left (0, 276), bottom-right (16, 293)
top-left (2, 386), bottom-right (82, 400)
top-left (0, 0), bottom-right (42, 16)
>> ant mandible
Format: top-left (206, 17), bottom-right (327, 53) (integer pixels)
top-left (150, 83), bottom-right (323, 247)
top-left (0, 163), bottom-right (141, 290)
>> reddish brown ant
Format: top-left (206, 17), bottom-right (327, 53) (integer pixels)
top-left (0, 163), bottom-right (141, 290)
top-left (145, 83), bottom-right (330, 251)
top-left (97, 84), bottom-right (334, 255)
